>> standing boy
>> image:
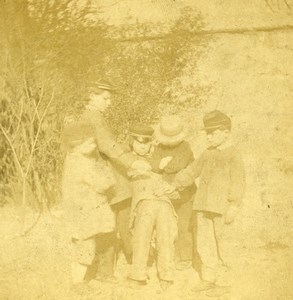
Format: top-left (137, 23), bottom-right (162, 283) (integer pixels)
top-left (175, 110), bottom-right (246, 296)
top-left (61, 122), bottom-right (116, 285)
top-left (79, 80), bottom-right (134, 281)
top-left (151, 115), bottom-right (197, 270)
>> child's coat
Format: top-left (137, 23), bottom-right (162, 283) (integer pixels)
top-left (62, 152), bottom-right (116, 240)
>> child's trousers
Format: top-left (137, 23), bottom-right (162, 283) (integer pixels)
top-left (173, 198), bottom-right (193, 262)
top-left (84, 232), bottom-right (116, 281)
top-left (196, 211), bottom-right (234, 286)
top-left (113, 198), bottom-right (133, 264)
top-left (129, 200), bottom-right (177, 282)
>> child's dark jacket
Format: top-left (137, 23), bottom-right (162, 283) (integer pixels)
top-left (175, 144), bottom-right (246, 215)
top-left (150, 141), bottom-right (197, 204)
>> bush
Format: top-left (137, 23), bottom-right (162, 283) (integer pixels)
top-left (0, 0), bottom-right (209, 208)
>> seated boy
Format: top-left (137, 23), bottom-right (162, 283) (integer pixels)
top-left (127, 124), bottom-right (179, 290)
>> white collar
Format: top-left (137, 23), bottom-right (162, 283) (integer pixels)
top-left (217, 138), bottom-right (233, 151)
top-left (85, 104), bottom-right (101, 112)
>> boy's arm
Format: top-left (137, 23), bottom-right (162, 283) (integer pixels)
top-left (82, 163), bottom-right (115, 193)
top-left (149, 146), bottom-right (163, 173)
top-left (127, 160), bottom-right (152, 178)
top-left (228, 152), bottom-right (246, 207)
top-left (173, 154), bottom-right (204, 188)
top-left (90, 113), bottom-right (135, 168)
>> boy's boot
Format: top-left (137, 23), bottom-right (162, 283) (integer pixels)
top-left (205, 285), bottom-right (230, 297)
top-left (159, 280), bottom-right (173, 291)
top-left (71, 262), bottom-right (88, 284)
top-left (95, 232), bottom-right (118, 283)
top-left (192, 280), bottom-right (215, 292)
top-left (127, 278), bottom-right (147, 289)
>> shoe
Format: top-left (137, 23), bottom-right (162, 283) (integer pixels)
top-left (176, 261), bottom-right (192, 271)
top-left (191, 280), bottom-right (215, 292)
top-left (95, 274), bottom-right (118, 284)
top-left (205, 285), bottom-right (230, 297)
top-left (127, 278), bottom-right (147, 289)
top-left (71, 282), bottom-right (92, 295)
top-left (160, 280), bottom-right (173, 291)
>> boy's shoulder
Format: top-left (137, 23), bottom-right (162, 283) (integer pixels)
top-left (154, 140), bottom-right (192, 153)
top-left (201, 145), bottom-right (242, 159)
top-left (81, 109), bottom-right (102, 122)
top-left (65, 153), bottom-right (91, 167)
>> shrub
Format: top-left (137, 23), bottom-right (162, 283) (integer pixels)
top-left (0, 0), bottom-right (209, 208)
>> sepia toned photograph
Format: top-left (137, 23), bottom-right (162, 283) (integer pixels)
top-left (0, 1), bottom-right (292, 299)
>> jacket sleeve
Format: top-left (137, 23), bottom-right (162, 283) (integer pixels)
top-left (228, 152), bottom-right (246, 206)
top-left (82, 162), bottom-right (116, 193)
top-left (93, 114), bottom-right (135, 168)
top-left (149, 146), bottom-right (163, 174)
top-left (173, 153), bottom-right (204, 188)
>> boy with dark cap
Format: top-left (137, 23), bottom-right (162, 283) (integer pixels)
top-left (174, 110), bottom-right (246, 296)
top-left (78, 79), bottom-right (135, 282)
top-left (127, 123), bottom-right (179, 290)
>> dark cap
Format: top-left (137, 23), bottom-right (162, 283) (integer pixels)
top-left (88, 79), bottom-right (116, 93)
top-left (203, 110), bottom-right (231, 132)
top-left (129, 123), bottom-right (154, 140)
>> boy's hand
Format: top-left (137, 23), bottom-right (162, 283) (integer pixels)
top-left (167, 190), bottom-right (180, 200)
top-left (173, 170), bottom-right (193, 189)
top-left (159, 156), bottom-right (173, 170)
top-left (224, 205), bottom-right (239, 224)
top-left (129, 160), bottom-right (152, 177)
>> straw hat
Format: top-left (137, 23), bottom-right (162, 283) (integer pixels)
top-left (88, 79), bottom-right (117, 93)
top-left (154, 115), bottom-right (186, 146)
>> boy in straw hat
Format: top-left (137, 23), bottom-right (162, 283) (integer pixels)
top-left (150, 115), bottom-right (197, 271)
top-left (127, 123), bottom-right (180, 290)
top-left (174, 110), bottom-right (246, 296)
top-left (61, 121), bottom-right (116, 285)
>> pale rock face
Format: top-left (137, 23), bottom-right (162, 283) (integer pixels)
top-left (92, 0), bottom-right (293, 29)
top-left (95, 0), bottom-right (181, 25)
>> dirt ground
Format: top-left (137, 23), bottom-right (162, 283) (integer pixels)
top-left (1, 3), bottom-right (293, 299)
top-left (0, 171), bottom-right (292, 300)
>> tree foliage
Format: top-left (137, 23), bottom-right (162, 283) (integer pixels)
top-left (0, 0), bottom-right (209, 208)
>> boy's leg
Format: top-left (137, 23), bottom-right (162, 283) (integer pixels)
top-left (156, 202), bottom-right (177, 282)
top-left (71, 262), bottom-right (88, 284)
top-left (129, 201), bottom-right (156, 282)
top-left (213, 215), bottom-right (233, 287)
top-left (174, 199), bottom-right (193, 266)
top-left (196, 212), bottom-right (221, 283)
top-left (71, 238), bottom-right (96, 283)
top-left (114, 198), bottom-right (133, 264)
top-left (95, 231), bottom-right (117, 279)
top-left (204, 216), bottom-right (234, 297)
top-left (191, 211), bottom-right (202, 273)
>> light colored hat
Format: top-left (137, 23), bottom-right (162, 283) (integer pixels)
top-left (154, 115), bottom-right (186, 146)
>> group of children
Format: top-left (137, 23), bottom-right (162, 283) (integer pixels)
top-left (61, 80), bottom-right (246, 296)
